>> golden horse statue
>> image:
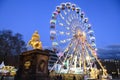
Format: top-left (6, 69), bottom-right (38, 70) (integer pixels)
top-left (28, 31), bottom-right (42, 49)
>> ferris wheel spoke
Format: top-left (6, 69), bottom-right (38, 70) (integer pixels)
top-left (58, 24), bottom-right (71, 32)
top-left (58, 22), bottom-right (64, 26)
top-left (59, 37), bottom-right (71, 44)
top-left (67, 15), bottom-right (72, 22)
top-left (66, 15), bottom-right (72, 23)
top-left (60, 39), bottom-right (67, 44)
top-left (76, 12), bottom-right (79, 19)
top-left (59, 13), bottom-right (71, 26)
top-left (58, 15), bottom-right (71, 27)
top-left (57, 20), bottom-right (69, 31)
top-left (70, 14), bottom-right (74, 20)
top-left (82, 24), bottom-right (87, 31)
top-left (59, 13), bottom-right (65, 20)
top-left (65, 19), bottom-right (70, 25)
top-left (72, 12), bottom-right (77, 19)
top-left (84, 25), bottom-right (88, 32)
top-left (63, 10), bottom-right (67, 15)
top-left (58, 30), bottom-right (71, 36)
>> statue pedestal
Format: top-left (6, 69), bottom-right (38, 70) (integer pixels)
top-left (15, 49), bottom-right (50, 80)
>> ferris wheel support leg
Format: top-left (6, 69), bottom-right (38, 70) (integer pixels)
top-left (86, 42), bottom-right (108, 77)
top-left (49, 55), bottom-right (63, 72)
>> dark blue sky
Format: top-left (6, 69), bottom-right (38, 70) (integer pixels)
top-left (0, 0), bottom-right (120, 48)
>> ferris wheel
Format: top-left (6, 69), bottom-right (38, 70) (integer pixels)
top-left (50, 2), bottom-right (96, 52)
top-left (50, 2), bottom-right (107, 78)
top-left (49, 2), bottom-right (108, 78)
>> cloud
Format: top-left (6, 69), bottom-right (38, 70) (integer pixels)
top-left (97, 44), bottom-right (120, 59)
top-left (106, 44), bottom-right (120, 49)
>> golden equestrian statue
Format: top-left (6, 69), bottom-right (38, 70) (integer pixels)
top-left (28, 31), bottom-right (42, 49)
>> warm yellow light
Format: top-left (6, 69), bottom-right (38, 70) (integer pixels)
top-left (10, 70), bottom-right (16, 76)
top-left (86, 56), bottom-right (90, 60)
top-left (82, 32), bottom-right (86, 37)
top-left (77, 30), bottom-right (81, 36)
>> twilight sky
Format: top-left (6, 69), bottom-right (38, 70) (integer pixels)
top-left (0, 0), bottom-right (120, 49)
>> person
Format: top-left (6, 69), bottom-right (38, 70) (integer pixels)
top-left (0, 75), bottom-right (4, 80)
top-left (73, 76), bottom-right (76, 80)
top-left (59, 75), bottom-right (62, 80)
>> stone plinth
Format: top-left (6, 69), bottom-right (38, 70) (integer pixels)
top-left (15, 49), bottom-right (50, 80)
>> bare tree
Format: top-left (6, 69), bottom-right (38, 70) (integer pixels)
top-left (0, 30), bottom-right (27, 65)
